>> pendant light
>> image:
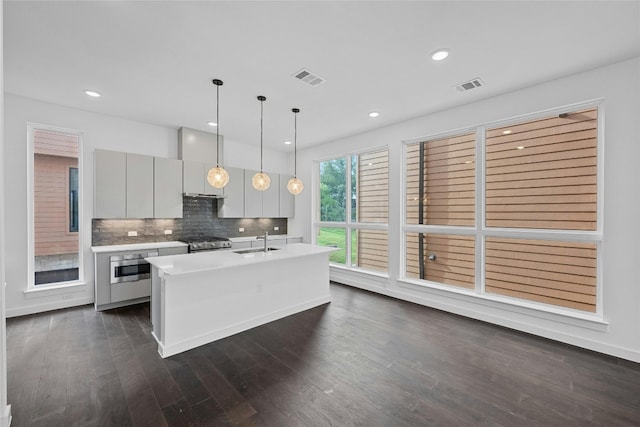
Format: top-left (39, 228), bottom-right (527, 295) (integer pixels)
top-left (287, 108), bottom-right (304, 195)
top-left (252, 95), bottom-right (271, 191)
top-left (206, 79), bottom-right (229, 188)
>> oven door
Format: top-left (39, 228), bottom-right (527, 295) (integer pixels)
top-left (110, 252), bottom-right (158, 284)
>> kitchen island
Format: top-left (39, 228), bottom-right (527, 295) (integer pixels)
top-left (146, 243), bottom-right (334, 358)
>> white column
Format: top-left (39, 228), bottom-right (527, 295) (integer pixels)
top-left (0, 0), bottom-right (13, 424)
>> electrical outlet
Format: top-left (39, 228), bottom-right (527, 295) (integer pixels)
top-left (128, 231), bottom-right (137, 237)
top-left (239, 227), bottom-right (245, 232)
top-left (274, 226), bottom-right (279, 231)
top-left (164, 230), bottom-right (172, 235)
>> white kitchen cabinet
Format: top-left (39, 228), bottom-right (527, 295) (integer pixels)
top-left (279, 174), bottom-right (295, 218)
top-left (158, 246), bottom-right (188, 256)
top-left (126, 153), bottom-right (154, 218)
top-left (183, 160), bottom-right (204, 194)
top-left (95, 149), bottom-right (126, 218)
top-left (154, 157), bottom-right (183, 218)
top-left (218, 167), bottom-right (245, 218)
top-left (263, 174), bottom-right (280, 218)
top-left (182, 160), bottom-right (224, 196)
top-left (231, 241), bottom-right (252, 250)
top-left (244, 169), bottom-right (280, 218)
top-left (243, 169), bottom-right (263, 218)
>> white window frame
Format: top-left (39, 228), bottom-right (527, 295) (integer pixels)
top-left (26, 123), bottom-right (85, 291)
top-left (313, 146), bottom-right (390, 274)
top-left (400, 99), bottom-right (604, 321)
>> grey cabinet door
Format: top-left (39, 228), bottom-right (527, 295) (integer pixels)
top-left (183, 160), bottom-right (205, 194)
top-left (279, 174), bottom-right (295, 217)
top-left (219, 167), bottom-right (245, 218)
top-left (243, 169), bottom-right (263, 218)
top-left (154, 157), bottom-right (183, 218)
top-left (95, 149), bottom-right (126, 218)
top-left (126, 153), bottom-right (154, 218)
top-left (262, 174), bottom-right (280, 218)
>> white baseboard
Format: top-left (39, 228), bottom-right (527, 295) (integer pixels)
top-left (158, 295), bottom-right (332, 358)
top-left (6, 296), bottom-right (93, 318)
top-left (0, 405), bottom-right (11, 427)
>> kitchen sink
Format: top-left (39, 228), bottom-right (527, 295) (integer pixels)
top-left (233, 247), bottom-right (281, 255)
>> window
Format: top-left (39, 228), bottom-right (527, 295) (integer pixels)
top-left (69, 167), bottom-right (79, 232)
top-left (30, 126), bottom-right (83, 287)
top-left (317, 148), bottom-right (389, 273)
top-left (404, 105), bottom-right (601, 315)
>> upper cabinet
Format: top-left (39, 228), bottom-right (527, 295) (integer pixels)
top-left (182, 160), bottom-right (223, 197)
top-left (95, 149), bottom-right (183, 219)
top-left (218, 167), bottom-right (245, 218)
top-left (126, 153), bottom-right (154, 218)
top-left (154, 157), bottom-right (183, 218)
top-left (279, 174), bottom-right (295, 218)
top-left (95, 149), bottom-right (126, 218)
top-left (243, 170), bottom-right (280, 218)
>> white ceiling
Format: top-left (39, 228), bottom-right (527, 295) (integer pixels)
top-left (5, 1), bottom-right (640, 152)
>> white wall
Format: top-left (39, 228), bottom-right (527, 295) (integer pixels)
top-left (3, 93), bottom-right (287, 317)
top-left (290, 57), bottom-right (640, 362)
top-left (0, 0), bottom-right (12, 424)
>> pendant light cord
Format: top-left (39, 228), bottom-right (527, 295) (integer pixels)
top-left (294, 111), bottom-right (298, 177)
top-left (216, 83), bottom-right (220, 168)
top-left (260, 98), bottom-right (264, 172)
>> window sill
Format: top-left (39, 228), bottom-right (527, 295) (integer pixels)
top-left (329, 263), bottom-right (389, 279)
top-left (24, 281), bottom-right (87, 299)
top-left (397, 278), bottom-right (608, 332)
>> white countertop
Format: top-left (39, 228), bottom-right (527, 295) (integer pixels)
top-left (146, 243), bottom-right (334, 276)
top-left (228, 234), bottom-right (302, 243)
top-left (91, 241), bottom-right (188, 253)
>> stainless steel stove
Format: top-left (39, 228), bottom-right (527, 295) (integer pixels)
top-left (183, 237), bottom-right (232, 253)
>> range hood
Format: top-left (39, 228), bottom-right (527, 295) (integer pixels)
top-left (183, 193), bottom-right (226, 199)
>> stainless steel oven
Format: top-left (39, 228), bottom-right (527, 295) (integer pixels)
top-left (109, 251), bottom-right (158, 284)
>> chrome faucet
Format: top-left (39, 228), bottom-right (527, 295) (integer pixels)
top-left (257, 231), bottom-right (268, 252)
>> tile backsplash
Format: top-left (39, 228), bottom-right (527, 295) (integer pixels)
top-left (92, 196), bottom-right (288, 246)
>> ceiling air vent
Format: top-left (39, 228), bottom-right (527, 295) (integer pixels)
top-left (292, 68), bottom-right (325, 87)
top-left (455, 78), bottom-right (484, 92)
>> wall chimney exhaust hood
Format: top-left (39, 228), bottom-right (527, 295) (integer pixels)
top-left (178, 127), bottom-right (224, 163)
top-left (183, 193), bottom-right (226, 199)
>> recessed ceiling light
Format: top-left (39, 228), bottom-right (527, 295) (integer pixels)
top-left (207, 122), bottom-right (217, 127)
top-left (517, 146), bottom-right (525, 150)
top-left (431, 49), bottom-right (449, 61)
top-left (284, 140), bottom-right (292, 145)
top-left (502, 130), bottom-right (512, 135)
top-left (369, 112), bottom-right (379, 118)
top-left (84, 90), bottom-right (101, 98)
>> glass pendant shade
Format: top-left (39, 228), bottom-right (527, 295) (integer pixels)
top-left (207, 166), bottom-right (229, 188)
top-left (252, 171), bottom-right (271, 191)
top-left (287, 176), bottom-right (303, 195)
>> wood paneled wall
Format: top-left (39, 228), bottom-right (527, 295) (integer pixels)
top-left (406, 133), bottom-right (475, 226)
top-left (485, 237), bottom-right (597, 312)
top-left (357, 150), bottom-right (388, 223)
top-left (406, 233), bottom-right (475, 289)
top-left (34, 130), bottom-right (79, 257)
top-left (356, 149), bottom-right (389, 271)
top-left (356, 229), bottom-right (388, 272)
top-left (486, 108), bottom-right (597, 230)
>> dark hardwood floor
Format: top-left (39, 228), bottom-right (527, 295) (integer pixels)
top-left (7, 282), bottom-right (640, 426)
